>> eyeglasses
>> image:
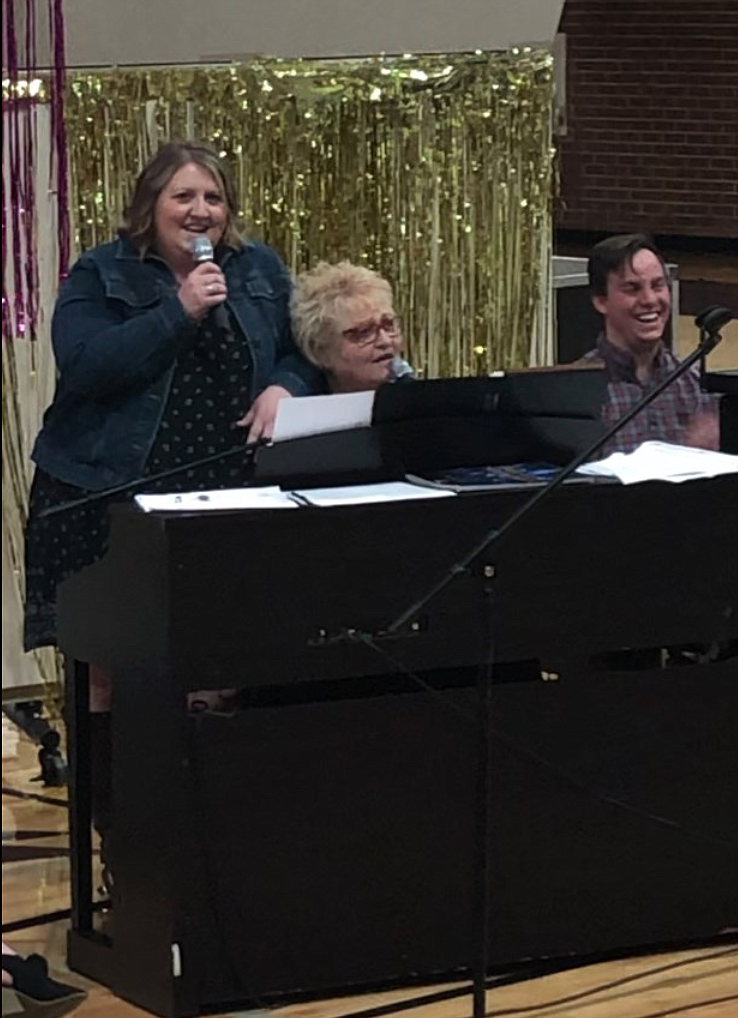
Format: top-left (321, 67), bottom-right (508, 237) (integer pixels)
top-left (341, 313), bottom-right (400, 347)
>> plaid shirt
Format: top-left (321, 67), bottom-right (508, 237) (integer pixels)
top-left (577, 334), bottom-right (718, 457)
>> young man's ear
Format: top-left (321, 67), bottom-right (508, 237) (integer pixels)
top-left (592, 293), bottom-right (608, 317)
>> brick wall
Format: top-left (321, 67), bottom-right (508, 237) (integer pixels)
top-left (557, 0), bottom-right (738, 239)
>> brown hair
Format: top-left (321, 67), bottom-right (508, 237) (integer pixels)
top-left (587, 233), bottom-right (668, 296)
top-left (121, 140), bottom-right (243, 254)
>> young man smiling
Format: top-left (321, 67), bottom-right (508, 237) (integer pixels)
top-left (577, 233), bottom-right (719, 456)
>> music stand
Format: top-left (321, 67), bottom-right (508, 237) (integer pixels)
top-left (254, 366), bottom-right (608, 488)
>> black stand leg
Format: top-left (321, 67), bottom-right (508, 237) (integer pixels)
top-left (473, 577), bottom-right (496, 1018)
top-left (65, 657), bottom-right (94, 933)
top-left (473, 666), bottom-right (493, 1018)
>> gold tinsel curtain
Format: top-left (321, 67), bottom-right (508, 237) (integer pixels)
top-left (65, 50), bottom-right (555, 375)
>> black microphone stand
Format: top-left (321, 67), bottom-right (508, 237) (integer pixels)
top-left (37, 441), bottom-right (262, 519)
top-left (374, 323), bottom-right (727, 1018)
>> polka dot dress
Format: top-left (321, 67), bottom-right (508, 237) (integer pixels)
top-left (24, 322), bottom-right (253, 651)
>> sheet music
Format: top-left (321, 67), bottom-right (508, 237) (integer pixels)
top-left (134, 487), bottom-right (297, 512)
top-left (135, 480), bottom-right (456, 512)
top-left (576, 441), bottom-right (738, 485)
top-left (271, 390), bottom-right (375, 443)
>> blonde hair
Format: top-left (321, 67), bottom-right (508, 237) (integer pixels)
top-left (291, 261), bottom-right (395, 366)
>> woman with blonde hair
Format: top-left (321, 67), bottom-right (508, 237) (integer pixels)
top-left (291, 261), bottom-right (414, 392)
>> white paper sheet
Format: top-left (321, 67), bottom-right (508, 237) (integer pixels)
top-left (134, 486), bottom-right (297, 512)
top-left (576, 441), bottom-right (738, 485)
top-left (271, 390), bottom-right (376, 443)
top-left (134, 480), bottom-right (457, 512)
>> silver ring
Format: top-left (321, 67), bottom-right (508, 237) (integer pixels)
top-left (207, 283), bottom-right (215, 295)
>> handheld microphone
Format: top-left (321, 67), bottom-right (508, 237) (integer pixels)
top-left (190, 235), bottom-right (231, 334)
top-left (389, 356), bottom-right (415, 382)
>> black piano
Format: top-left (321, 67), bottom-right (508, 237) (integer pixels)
top-left (703, 369), bottom-right (738, 454)
top-left (57, 372), bottom-right (738, 1017)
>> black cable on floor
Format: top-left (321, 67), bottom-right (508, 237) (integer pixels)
top-left (2, 785), bottom-right (69, 809)
top-left (476, 946), bottom-right (738, 1016)
top-left (619, 995), bottom-right (738, 1018)
top-left (1, 908), bottom-right (73, 934)
top-left (303, 942), bottom-right (737, 1018)
top-left (1, 900), bottom-right (109, 935)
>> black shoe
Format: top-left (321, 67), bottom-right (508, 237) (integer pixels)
top-left (2, 953), bottom-right (86, 1018)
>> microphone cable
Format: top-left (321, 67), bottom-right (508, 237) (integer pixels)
top-left (347, 631), bottom-right (738, 851)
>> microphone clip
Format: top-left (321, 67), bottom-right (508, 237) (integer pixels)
top-left (694, 305), bottom-right (735, 353)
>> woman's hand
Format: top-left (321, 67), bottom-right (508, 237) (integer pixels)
top-left (236, 386), bottom-right (292, 444)
top-left (178, 263), bottom-right (227, 321)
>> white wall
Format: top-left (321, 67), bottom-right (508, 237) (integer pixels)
top-left (2, 105), bottom-right (61, 693)
top-left (10, 0), bottom-right (564, 68)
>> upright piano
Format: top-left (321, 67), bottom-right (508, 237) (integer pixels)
top-left (57, 372), bottom-right (738, 1017)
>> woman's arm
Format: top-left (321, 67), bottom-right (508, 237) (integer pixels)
top-left (51, 257), bottom-right (199, 399)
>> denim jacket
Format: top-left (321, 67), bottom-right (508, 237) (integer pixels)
top-left (32, 234), bottom-right (321, 490)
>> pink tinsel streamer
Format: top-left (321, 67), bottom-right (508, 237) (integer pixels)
top-left (2, 0), bottom-right (25, 339)
top-left (1, 0), bottom-right (68, 342)
top-left (23, 0), bottom-right (40, 334)
top-left (51, 0), bottom-right (70, 283)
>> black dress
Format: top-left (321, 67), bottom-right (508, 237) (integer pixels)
top-left (24, 323), bottom-right (253, 651)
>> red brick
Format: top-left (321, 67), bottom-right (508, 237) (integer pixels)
top-left (557, 0), bottom-right (738, 236)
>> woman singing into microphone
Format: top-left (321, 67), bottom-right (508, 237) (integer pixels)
top-left (290, 261), bottom-right (415, 393)
top-left (25, 140), bottom-right (320, 653)
top-left (23, 141), bottom-right (321, 876)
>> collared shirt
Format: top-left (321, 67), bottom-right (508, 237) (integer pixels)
top-left (576, 334), bottom-right (718, 457)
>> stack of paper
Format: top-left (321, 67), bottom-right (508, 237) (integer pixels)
top-left (576, 441), bottom-right (738, 485)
